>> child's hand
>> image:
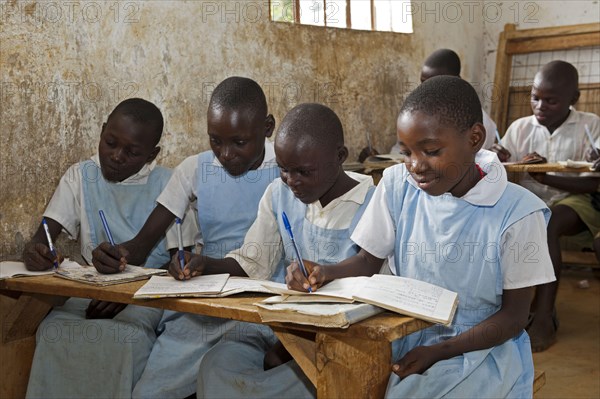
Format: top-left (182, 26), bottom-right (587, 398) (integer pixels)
top-left (168, 251), bottom-right (203, 280)
top-left (585, 147), bottom-right (600, 162)
top-left (85, 299), bottom-right (127, 319)
top-left (521, 152), bottom-right (547, 164)
top-left (91, 242), bottom-right (128, 274)
top-left (391, 345), bottom-right (439, 378)
top-left (286, 259), bottom-right (324, 292)
top-left (490, 144), bottom-right (511, 162)
top-left (22, 242), bottom-right (64, 271)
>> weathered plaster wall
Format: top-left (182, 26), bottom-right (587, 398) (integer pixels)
top-left (0, 0), bottom-right (485, 259)
top-left (482, 0), bottom-right (600, 114)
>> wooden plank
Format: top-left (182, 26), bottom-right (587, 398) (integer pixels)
top-left (0, 276), bottom-right (426, 341)
top-left (316, 332), bottom-right (390, 398)
top-left (2, 293), bottom-right (65, 343)
top-left (502, 163), bottom-right (595, 173)
top-left (533, 370), bottom-right (546, 396)
top-left (273, 327), bottom-right (317, 386)
top-left (505, 23), bottom-right (600, 40)
top-left (507, 33), bottom-right (600, 55)
top-left (0, 295), bottom-right (37, 399)
top-left (492, 24), bottom-right (516, 134)
top-left (562, 251), bottom-right (599, 267)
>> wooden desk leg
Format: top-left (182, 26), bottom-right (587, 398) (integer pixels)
top-left (273, 327), bottom-right (317, 386)
top-left (0, 293), bottom-right (64, 399)
top-left (316, 333), bottom-right (390, 399)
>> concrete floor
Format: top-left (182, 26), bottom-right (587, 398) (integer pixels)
top-left (533, 267), bottom-right (600, 398)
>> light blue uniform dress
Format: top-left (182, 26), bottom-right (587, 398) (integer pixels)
top-left (380, 164), bottom-right (549, 399)
top-left (26, 160), bottom-right (172, 399)
top-left (132, 150), bottom-right (280, 399)
top-left (197, 178), bottom-right (375, 399)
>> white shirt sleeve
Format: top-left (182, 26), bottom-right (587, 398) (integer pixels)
top-left (157, 155), bottom-right (198, 219)
top-left (500, 211), bottom-right (556, 289)
top-left (350, 180), bottom-right (396, 260)
top-left (225, 185), bottom-right (283, 280)
top-left (43, 163), bottom-right (82, 239)
top-left (164, 205), bottom-right (199, 250)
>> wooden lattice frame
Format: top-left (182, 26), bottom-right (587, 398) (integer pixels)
top-left (491, 23), bottom-right (600, 135)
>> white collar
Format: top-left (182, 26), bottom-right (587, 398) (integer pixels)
top-left (310, 171), bottom-right (374, 211)
top-left (91, 154), bottom-right (156, 185)
top-left (406, 149), bottom-right (507, 206)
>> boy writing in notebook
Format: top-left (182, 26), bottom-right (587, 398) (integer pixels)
top-left (492, 60), bottom-right (600, 351)
top-left (174, 103), bottom-right (375, 398)
top-left (289, 77), bottom-right (555, 398)
top-left (23, 98), bottom-right (197, 398)
top-left (93, 77), bottom-right (280, 398)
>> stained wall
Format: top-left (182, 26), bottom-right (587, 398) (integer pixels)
top-left (1, 0), bottom-right (489, 258)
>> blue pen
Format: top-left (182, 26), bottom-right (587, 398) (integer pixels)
top-left (98, 210), bottom-right (115, 246)
top-left (42, 218), bottom-right (59, 270)
top-left (281, 212), bottom-right (312, 293)
top-left (176, 218), bottom-right (185, 272)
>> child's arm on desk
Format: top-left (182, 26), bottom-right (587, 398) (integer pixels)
top-left (392, 287), bottom-right (533, 377)
top-left (22, 217), bottom-right (64, 271)
top-left (286, 248), bottom-right (384, 292)
top-left (167, 252), bottom-right (248, 280)
top-left (92, 204), bottom-right (176, 273)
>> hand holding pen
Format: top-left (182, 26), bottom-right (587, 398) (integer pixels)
top-left (92, 210), bottom-right (128, 274)
top-left (282, 212), bottom-right (313, 292)
top-left (23, 218), bottom-right (64, 271)
top-left (285, 259), bottom-right (326, 292)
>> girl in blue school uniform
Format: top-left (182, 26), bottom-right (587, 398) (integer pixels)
top-left (288, 76), bottom-right (556, 398)
top-left (23, 98), bottom-right (198, 398)
top-left (92, 77), bottom-right (281, 399)
top-left (175, 103), bottom-right (375, 398)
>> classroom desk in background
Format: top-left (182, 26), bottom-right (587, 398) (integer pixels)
top-left (0, 275), bottom-right (429, 399)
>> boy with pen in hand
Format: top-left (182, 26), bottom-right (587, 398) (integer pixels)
top-left (23, 98), bottom-right (197, 399)
top-left (491, 60), bottom-right (600, 352)
top-left (186, 103), bottom-right (376, 398)
top-left (93, 77), bottom-right (281, 399)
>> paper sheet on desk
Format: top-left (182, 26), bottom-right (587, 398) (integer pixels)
top-left (0, 261), bottom-right (55, 279)
top-left (55, 259), bottom-right (166, 286)
top-left (558, 160), bottom-right (595, 170)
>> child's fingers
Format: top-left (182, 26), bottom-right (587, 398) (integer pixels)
top-left (168, 254), bottom-right (185, 280)
top-left (92, 242), bottom-right (125, 274)
top-left (286, 262), bottom-right (311, 292)
top-left (24, 243), bottom-right (55, 271)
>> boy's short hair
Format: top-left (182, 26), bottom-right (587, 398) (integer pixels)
top-left (277, 103), bottom-right (344, 148)
top-left (108, 98), bottom-right (164, 145)
top-left (209, 76), bottom-right (267, 119)
top-left (424, 49), bottom-right (461, 76)
top-left (401, 75), bottom-right (482, 132)
top-left (536, 60), bottom-right (579, 92)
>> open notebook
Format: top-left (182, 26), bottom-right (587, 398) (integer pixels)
top-left (133, 275), bottom-right (288, 299)
top-left (261, 274), bottom-right (458, 326)
top-left (0, 261), bottom-right (55, 279)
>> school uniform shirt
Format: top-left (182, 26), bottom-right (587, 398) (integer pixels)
top-left (156, 139), bottom-right (277, 219)
top-left (351, 149), bottom-right (555, 398)
top-left (43, 155), bottom-right (198, 264)
top-left (501, 110), bottom-right (600, 205)
top-left (132, 140), bottom-right (280, 399)
top-left (196, 171), bottom-right (375, 399)
top-left (391, 108), bottom-right (498, 153)
top-left (226, 171), bottom-right (375, 281)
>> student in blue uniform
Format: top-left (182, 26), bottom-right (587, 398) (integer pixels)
top-left (288, 77), bottom-right (556, 398)
top-left (93, 77), bottom-right (280, 398)
top-left (23, 98), bottom-right (196, 398)
top-left (177, 103), bottom-right (376, 398)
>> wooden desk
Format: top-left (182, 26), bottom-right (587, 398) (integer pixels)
top-left (0, 276), bottom-right (428, 399)
top-left (502, 163), bottom-right (595, 173)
